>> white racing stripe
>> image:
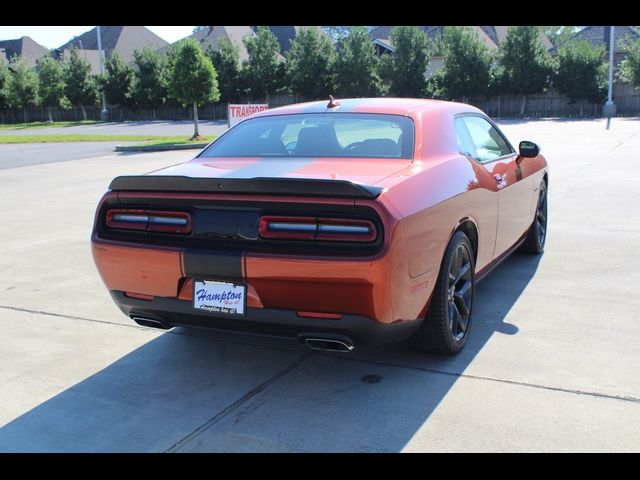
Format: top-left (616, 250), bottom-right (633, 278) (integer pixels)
top-left (221, 157), bottom-right (317, 179)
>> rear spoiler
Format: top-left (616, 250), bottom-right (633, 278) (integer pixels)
top-left (109, 175), bottom-right (383, 199)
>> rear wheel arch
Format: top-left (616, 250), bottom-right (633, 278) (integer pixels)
top-left (455, 219), bottom-right (479, 264)
top-left (412, 229), bottom-right (476, 354)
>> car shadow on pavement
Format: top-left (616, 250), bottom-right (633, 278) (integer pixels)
top-left (0, 253), bottom-right (541, 452)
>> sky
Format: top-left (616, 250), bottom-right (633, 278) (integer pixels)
top-left (0, 26), bottom-right (196, 48)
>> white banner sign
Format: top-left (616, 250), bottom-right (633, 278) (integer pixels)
top-left (228, 104), bottom-right (269, 128)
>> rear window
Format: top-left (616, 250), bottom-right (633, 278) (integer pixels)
top-left (199, 113), bottom-right (415, 159)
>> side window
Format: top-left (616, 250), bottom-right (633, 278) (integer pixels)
top-left (462, 116), bottom-right (513, 163)
top-left (454, 118), bottom-right (477, 158)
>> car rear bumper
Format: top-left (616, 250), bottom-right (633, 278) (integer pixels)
top-left (92, 236), bottom-right (435, 325)
top-left (111, 291), bottom-right (422, 347)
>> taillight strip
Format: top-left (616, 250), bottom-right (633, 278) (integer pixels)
top-left (268, 222), bottom-right (317, 232)
top-left (148, 215), bottom-right (189, 226)
top-left (317, 224), bottom-right (371, 234)
top-left (113, 214), bottom-right (149, 222)
top-left (106, 209), bottom-right (192, 234)
top-left (259, 216), bottom-right (377, 242)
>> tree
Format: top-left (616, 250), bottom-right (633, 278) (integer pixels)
top-left (193, 26), bottom-right (208, 34)
top-left (378, 26), bottom-right (429, 97)
top-left (101, 50), bottom-right (134, 108)
top-left (322, 26), bottom-right (353, 41)
top-left (168, 39), bottom-right (219, 139)
top-left (240, 26), bottom-right (282, 101)
top-left (131, 47), bottom-right (168, 117)
top-left (6, 56), bottom-right (39, 123)
top-left (619, 37), bottom-right (640, 89)
top-left (63, 47), bottom-right (98, 121)
top-left (206, 37), bottom-right (240, 103)
top-left (554, 40), bottom-right (607, 115)
top-left (335, 26), bottom-right (381, 97)
top-left (540, 26), bottom-right (577, 49)
top-left (285, 27), bottom-right (335, 100)
top-left (438, 26), bottom-right (493, 102)
top-left (36, 55), bottom-right (67, 123)
top-left (497, 26), bottom-right (553, 116)
top-left (0, 61), bottom-right (10, 109)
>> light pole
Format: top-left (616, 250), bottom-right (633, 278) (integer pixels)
top-left (96, 26), bottom-right (109, 122)
top-left (604, 26), bottom-right (616, 129)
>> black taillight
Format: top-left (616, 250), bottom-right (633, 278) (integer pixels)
top-left (106, 209), bottom-right (192, 234)
top-left (258, 216), bottom-right (376, 242)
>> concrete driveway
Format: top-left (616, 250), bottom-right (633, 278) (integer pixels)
top-left (0, 118), bottom-right (638, 452)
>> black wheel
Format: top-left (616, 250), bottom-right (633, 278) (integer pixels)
top-left (519, 180), bottom-right (547, 254)
top-left (412, 231), bottom-right (475, 355)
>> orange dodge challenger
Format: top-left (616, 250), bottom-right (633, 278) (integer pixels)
top-left (92, 98), bottom-right (548, 355)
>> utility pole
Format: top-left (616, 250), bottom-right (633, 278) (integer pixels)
top-left (97, 26), bottom-right (109, 122)
top-left (604, 26), bottom-right (616, 129)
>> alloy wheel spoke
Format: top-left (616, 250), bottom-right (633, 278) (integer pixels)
top-left (454, 281), bottom-right (471, 318)
top-left (449, 302), bottom-right (458, 334)
top-left (538, 195), bottom-right (546, 210)
top-left (448, 243), bottom-right (472, 340)
top-left (537, 210), bottom-right (546, 224)
top-left (452, 248), bottom-right (463, 279)
top-left (452, 302), bottom-right (466, 334)
top-left (538, 221), bottom-right (546, 236)
top-left (458, 311), bottom-right (468, 332)
top-left (454, 262), bottom-right (470, 285)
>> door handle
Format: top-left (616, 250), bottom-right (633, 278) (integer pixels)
top-left (494, 174), bottom-right (506, 189)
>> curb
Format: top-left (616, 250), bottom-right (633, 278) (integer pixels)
top-left (114, 143), bottom-right (208, 152)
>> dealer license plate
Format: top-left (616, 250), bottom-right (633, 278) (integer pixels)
top-left (193, 280), bottom-right (247, 317)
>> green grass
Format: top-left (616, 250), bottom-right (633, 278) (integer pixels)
top-left (0, 120), bottom-right (101, 130)
top-left (0, 134), bottom-right (214, 144)
top-left (138, 137), bottom-right (214, 147)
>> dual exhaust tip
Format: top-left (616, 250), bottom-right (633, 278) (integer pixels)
top-left (303, 337), bottom-right (354, 352)
top-left (131, 316), bottom-right (171, 330)
top-left (131, 316), bottom-right (355, 352)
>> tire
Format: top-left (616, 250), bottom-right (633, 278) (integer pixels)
top-left (519, 180), bottom-right (547, 254)
top-left (411, 231), bottom-right (475, 355)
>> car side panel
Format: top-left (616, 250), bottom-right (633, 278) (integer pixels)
top-left (493, 153), bottom-right (548, 256)
top-left (376, 154), bottom-right (500, 276)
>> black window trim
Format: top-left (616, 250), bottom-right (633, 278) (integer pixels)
top-left (454, 112), bottom-right (516, 165)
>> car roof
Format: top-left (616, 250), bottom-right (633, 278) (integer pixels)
top-left (251, 97), bottom-right (479, 118)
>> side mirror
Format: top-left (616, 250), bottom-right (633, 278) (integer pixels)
top-left (518, 140), bottom-right (540, 158)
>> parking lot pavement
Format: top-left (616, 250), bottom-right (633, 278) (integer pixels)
top-left (0, 118), bottom-right (639, 452)
top-left (0, 142), bottom-right (140, 170)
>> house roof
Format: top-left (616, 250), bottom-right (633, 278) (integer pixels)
top-left (158, 26), bottom-right (256, 62)
top-left (159, 26), bottom-right (324, 63)
top-left (370, 26), bottom-right (554, 52)
top-left (570, 26), bottom-right (639, 52)
top-left (0, 36), bottom-right (49, 67)
top-left (57, 26), bottom-right (168, 63)
top-left (59, 49), bottom-right (102, 75)
top-left (478, 26), bottom-right (499, 45)
top-left (253, 26), bottom-right (296, 54)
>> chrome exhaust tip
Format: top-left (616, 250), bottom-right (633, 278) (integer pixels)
top-left (131, 316), bottom-right (171, 330)
top-left (304, 337), bottom-right (354, 352)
